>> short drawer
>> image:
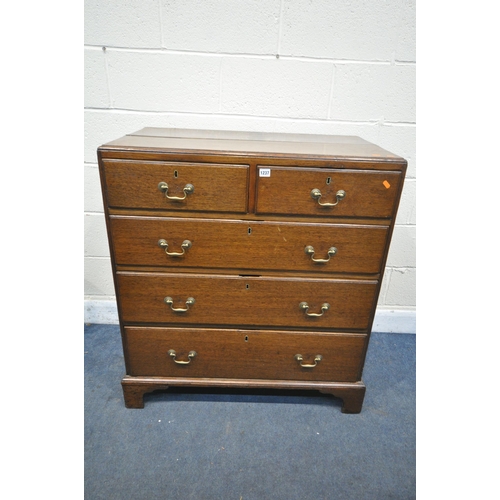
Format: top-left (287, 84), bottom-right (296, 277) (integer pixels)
top-left (256, 166), bottom-right (402, 218)
top-left (102, 159), bottom-right (249, 213)
top-left (110, 216), bottom-right (389, 274)
top-left (124, 326), bottom-right (367, 382)
top-left (117, 272), bottom-right (378, 330)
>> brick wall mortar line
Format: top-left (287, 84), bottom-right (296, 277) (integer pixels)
top-left (277, 0), bottom-right (285, 57)
top-left (102, 47), bottom-right (112, 108)
top-left (327, 63), bottom-right (335, 120)
top-left (379, 267), bottom-right (392, 304)
top-left (84, 44), bottom-right (416, 66)
top-left (84, 107), bottom-right (415, 127)
top-left (218, 58), bottom-right (223, 113)
top-left (158, 0), bottom-right (165, 49)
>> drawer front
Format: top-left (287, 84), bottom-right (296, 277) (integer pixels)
top-left (256, 166), bottom-right (401, 218)
top-left (110, 216), bottom-right (389, 274)
top-left (124, 326), bottom-right (367, 382)
top-left (102, 160), bottom-right (249, 213)
top-left (117, 272), bottom-right (378, 330)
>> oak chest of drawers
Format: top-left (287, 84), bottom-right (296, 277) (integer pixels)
top-left (97, 128), bottom-right (406, 413)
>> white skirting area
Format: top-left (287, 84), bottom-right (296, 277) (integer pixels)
top-left (84, 300), bottom-right (416, 334)
top-left (85, 300), bottom-right (119, 325)
top-left (371, 308), bottom-right (416, 334)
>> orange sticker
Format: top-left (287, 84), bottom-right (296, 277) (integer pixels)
top-left (383, 180), bottom-right (391, 189)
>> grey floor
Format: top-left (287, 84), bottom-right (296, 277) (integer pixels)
top-left (84, 324), bottom-right (415, 500)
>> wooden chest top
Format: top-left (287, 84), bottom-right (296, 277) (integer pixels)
top-left (99, 127), bottom-right (406, 165)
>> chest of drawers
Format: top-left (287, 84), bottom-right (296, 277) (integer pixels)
top-left (97, 128), bottom-right (406, 413)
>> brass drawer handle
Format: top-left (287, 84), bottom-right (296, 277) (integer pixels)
top-left (310, 188), bottom-right (345, 207)
top-left (168, 349), bottom-right (197, 365)
top-left (158, 239), bottom-right (192, 257)
top-left (304, 245), bottom-right (337, 263)
top-left (294, 354), bottom-right (323, 368)
top-left (158, 181), bottom-right (194, 201)
top-left (164, 296), bottom-right (195, 312)
top-left (299, 302), bottom-right (330, 317)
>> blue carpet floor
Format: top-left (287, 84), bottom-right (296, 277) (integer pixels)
top-left (84, 324), bottom-right (415, 499)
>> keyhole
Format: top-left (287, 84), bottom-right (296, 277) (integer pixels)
top-left (246, 284), bottom-right (249, 289)
top-left (326, 177), bottom-right (331, 185)
top-left (244, 336), bottom-right (249, 342)
top-left (248, 227), bottom-right (252, 235)
top-left (174, 170), bottom-right (178, 178)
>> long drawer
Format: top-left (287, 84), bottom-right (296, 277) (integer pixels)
top-left (102, 159), bottom-right (249, 212)
top-left (117, 272), bottom-right (378, 330)
top-left (110, 216), bottom-right (389, 274)
top-left (124, 326), bottom-right (367, 382)
top-left (256, 166), bottom-right (402, 218)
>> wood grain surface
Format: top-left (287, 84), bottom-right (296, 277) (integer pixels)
top-left (116, 272), bottom-right (378, 330)
top-left (256, 167), bottom-right (402, 218)
top-left (96, 128), bottom-right (407, 411)
top-left (102, 159), bottom-right (249, 212)
top-left (110, 216), bottom-right (389, 274)
top-left (124, 326), bottom-right (367, 382)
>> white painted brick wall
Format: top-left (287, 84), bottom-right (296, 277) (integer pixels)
top-left (161, 0), bottom-right (282, 54)
top-left (84, 0), bottom-right (162, 48)
top-left (221, 57), bottom-right (333, 118)
top-left (331, 63), bottom-right (416, 122)
top-left (107, 51), bottom-right (221, 112)
top-left (84, 0), bottom-right (416, 332)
